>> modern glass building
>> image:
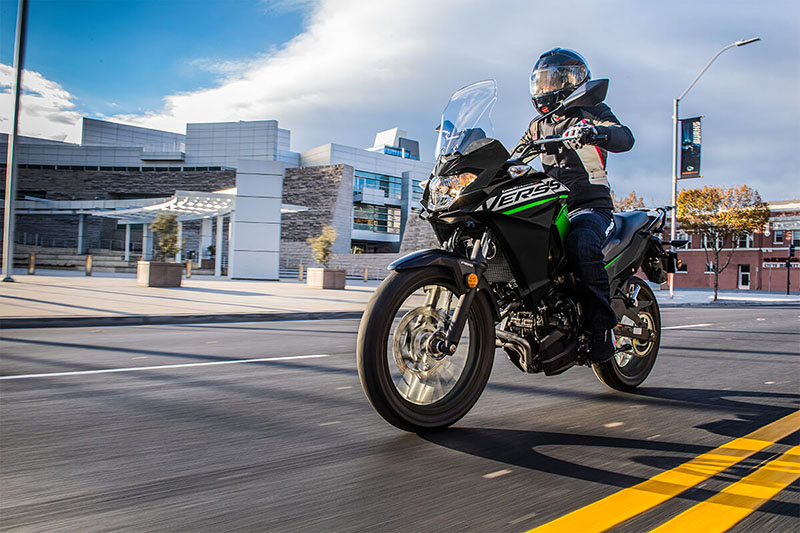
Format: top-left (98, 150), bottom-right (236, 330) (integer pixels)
top-left (1, 119), bottom-right (433, 256)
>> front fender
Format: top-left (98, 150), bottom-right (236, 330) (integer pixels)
top-left (388, 248), bottom-right (500, 321)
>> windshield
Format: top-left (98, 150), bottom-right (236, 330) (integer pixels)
top-left (435, 80), bottom-right (497, 158)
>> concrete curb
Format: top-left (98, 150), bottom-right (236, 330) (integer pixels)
top-left (0, 311), bottom-right (365, 329)
top-left (658, 301), bottom-right (800, 309)
top-left (2, 301), bottom-right (797, 329)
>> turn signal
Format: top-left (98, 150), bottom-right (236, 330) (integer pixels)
top-left (466, 273), bottom-right (478, 289)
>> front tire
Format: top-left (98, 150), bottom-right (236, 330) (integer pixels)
top-left (356, 268), bottom-right (495, 432)
top-left (593, 277), bottom-right (660, 391)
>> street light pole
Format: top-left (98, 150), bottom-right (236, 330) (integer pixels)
top-left (668, 37), bottom-right (760, 298)
top-left (2, 0), bottom-right (29, 282)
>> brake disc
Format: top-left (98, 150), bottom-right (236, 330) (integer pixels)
top-left (392, 306), bottom-right (449, 379)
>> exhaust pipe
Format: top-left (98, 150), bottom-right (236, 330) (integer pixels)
top-left (495, 329), bottom-right (535, 373)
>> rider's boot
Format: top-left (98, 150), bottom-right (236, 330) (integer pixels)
top-left (589, 329), bottom-right (615, 364)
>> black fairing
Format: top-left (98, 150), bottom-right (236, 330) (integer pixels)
top-left (422, 138), bottom-right (571, 307)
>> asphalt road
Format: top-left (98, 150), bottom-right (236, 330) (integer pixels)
top-left (1, 306), bottom-right (798, 532)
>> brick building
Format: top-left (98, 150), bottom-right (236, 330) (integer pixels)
top-left (673, 200), bottom-right (799, 292)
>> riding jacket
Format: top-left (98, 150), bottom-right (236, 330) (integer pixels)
top-left (513, 103), bottom-right (634, 212)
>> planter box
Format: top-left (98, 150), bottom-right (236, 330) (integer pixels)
top-left (306, 267), bottom-right (346, 290)
top-left (137, 261), bottom-right (183, 287)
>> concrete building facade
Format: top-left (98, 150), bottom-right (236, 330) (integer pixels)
top-left (1, 117), bottom-right (433, 278)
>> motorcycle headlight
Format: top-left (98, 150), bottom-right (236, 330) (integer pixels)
top-left (427, 172), bottom-right (477, 211)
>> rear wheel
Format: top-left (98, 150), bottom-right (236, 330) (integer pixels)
top-left (593, 277), bottom-right (660, 391)
top-left (356, 268), bottom-right (495, 432)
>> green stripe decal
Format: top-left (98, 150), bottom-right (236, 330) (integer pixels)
top-left (502, 195), bottom-right (568, 216)
top-left (604, 254), bottom-right (621, 269)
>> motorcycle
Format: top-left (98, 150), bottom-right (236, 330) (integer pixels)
top-left (356, 79), bottom-right (678, 432)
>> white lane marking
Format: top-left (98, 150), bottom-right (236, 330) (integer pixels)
top-left (604, 422), bottom-right (624, 428)
top-left (662, 323), bottom-right (712, 330)
top-left (508, 512), bottom-right (538, 525)
top-left (765, 381), bottom-right (776, 385)
top-left (0, 354), bottom-right (330, 380)
top-left (646, 434), bottom-right (661, 440)
top-left (319, 421), bottom-right (341, 426)
top-left (132, 318), bottom-right (364, 329)
top-left (335, 386), bottom-right (352, 390)
top-left (483, 469), bottom-right (512, 479)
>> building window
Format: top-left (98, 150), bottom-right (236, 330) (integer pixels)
top-left (705, 261), bottom-right (714, 273)
top-left (702, 234), bottom-right (723, 249)
top-left (354, 170), bottom-right (403, 200)
top-left (411, 179), bottom-right (423, 211)
top-left (774, 231), bottom-right (784, 244)
top-left (676, 259), bottom-right (688, 273)
top-left (676, 232), bottom-right (692, 249)
top-left (353, 204), bottom-right (401, 234)
top-left (382, 146), bottom-right (419, 160)
top-left (383, 146), bottom-right (403, 157)
top-left (735, 233), bottom-right (754, 248)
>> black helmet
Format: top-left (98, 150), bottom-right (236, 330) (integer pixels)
top-left (530, 48), bottom-right (590, 114)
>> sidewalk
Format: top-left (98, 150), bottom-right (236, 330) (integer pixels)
top-left (1, 269), bottom-right (798, 328)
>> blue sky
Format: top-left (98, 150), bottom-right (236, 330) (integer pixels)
top-left (1, 0), bottom-right (799, 204)
top-left (0, 0), bottom-right (306, 115)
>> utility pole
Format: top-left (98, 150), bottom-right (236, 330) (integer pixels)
top-left (2, 0), bottom-right (29, 282)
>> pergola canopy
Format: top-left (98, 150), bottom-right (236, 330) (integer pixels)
top-left (14, 188), bottom-right (307, 224)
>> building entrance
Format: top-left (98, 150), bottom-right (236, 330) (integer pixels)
top-left (738, 264), bottom-right (751, 290)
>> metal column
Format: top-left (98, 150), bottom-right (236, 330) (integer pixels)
top-left (176, 221), bottom-right (183, 263)
top-left (143, 225), bottom-right (153, 260)
top-left (215, 215), bottom-right (223, 277)
top-left (124, 224), bottom-right (131, 262)
top-left (77, 214), bottom-right (85, 254)
top-left (1, 0), bottom-right (28, 282)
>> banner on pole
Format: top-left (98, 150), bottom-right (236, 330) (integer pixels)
top-left (680, 116), bottom-right (702, 179)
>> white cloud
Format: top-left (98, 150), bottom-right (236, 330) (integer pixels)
top-left (0, 65), bottom-right (82, 143)
top-left (8, 0), bottom-right (800, 203)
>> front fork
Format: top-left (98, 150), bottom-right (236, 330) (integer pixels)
top-left (433, 230), bottom-right (492, 355)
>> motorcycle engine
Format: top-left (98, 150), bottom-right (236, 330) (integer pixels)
top-left (506, 311), bottom-right (539, 339)
top-left (506, 297), bottom-right (578, 343)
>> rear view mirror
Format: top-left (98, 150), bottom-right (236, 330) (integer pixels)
top-left (562, 79), bottom-right (609, 109)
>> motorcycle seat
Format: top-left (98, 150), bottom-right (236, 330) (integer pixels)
top-left (602, 211), bottom-right (649, 262)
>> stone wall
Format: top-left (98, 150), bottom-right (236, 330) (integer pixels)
top-left (398, 211), bottom-right (439, 254)
top-left (17, 168), bottom-right (236, 200)
top-left (279, 206), bottom-right (441, 280)
top-left (281, 164), bottom-right (353, 254)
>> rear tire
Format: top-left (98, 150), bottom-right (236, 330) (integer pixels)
top-left (356, 268), bottom-right (495, 432)
top-left (593, 277), bottom-right (660, 391)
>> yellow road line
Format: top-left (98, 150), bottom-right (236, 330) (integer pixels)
top-left (527, 410), bottom-right (800, 533)
top-left (650, 445), bottom-right (800, 533)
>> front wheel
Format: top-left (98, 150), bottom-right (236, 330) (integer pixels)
top-left (356, 268), bottom-right (495, 432)
top-left (593, 277), bottom-right (661, 391)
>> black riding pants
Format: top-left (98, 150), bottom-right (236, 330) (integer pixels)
top-left (564, 209), bottom-right (617, 331)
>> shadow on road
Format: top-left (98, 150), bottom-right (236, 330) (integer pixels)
top-left (421, 387), bottom-right (799, 517)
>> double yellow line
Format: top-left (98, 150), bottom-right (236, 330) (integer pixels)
top-left (527, 410), bottom-right (800, 533)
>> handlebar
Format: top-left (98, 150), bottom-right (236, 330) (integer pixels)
top-left (532, 133), bottom-right (608, 145)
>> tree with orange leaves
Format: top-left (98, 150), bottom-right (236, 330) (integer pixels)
top-left (612, 190), bottom-right (646, 212)
top-left (677, 185), bottom-right (769, 300)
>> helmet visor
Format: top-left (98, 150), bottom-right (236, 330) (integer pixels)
top-left (530, 65), bottom-right (587, 97)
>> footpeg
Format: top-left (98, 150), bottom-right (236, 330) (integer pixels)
top-left (614, 343), bottom-right (633, 354)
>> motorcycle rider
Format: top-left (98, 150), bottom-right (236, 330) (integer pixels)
top-left (512, 48), bottom-right (635, 364)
